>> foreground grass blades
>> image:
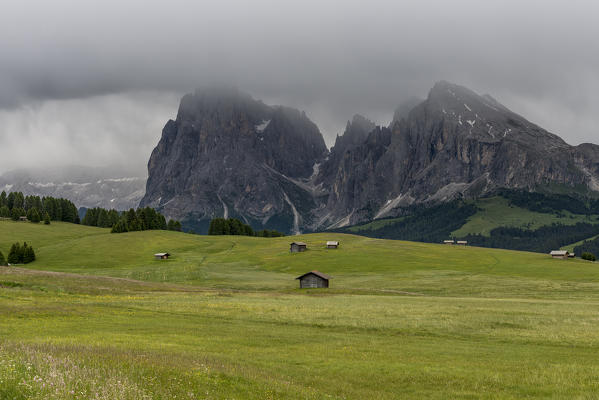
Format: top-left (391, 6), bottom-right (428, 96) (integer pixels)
top-left (2, 220), bottom-right (599, 398)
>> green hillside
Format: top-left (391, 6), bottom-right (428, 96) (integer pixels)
top-left (2, 220), bottom-right (599, 399)
top-left (452, 196), bottom-right (598, 237)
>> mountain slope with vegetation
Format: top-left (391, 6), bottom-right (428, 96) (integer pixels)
top-left (340, 190), bottom-right (599, 254)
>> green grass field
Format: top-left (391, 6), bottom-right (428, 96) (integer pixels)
top-left (2, 220), bottom-right (599, 399)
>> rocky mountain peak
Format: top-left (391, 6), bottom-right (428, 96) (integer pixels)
top-left (141, 82), bottom-right (599, 234)
top-left (333, 114), bottom-right (376, 150)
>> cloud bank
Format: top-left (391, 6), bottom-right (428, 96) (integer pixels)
top-left (1, 0), bottom-right (598, 173)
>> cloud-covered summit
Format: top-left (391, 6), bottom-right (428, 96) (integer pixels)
top-left (1, 0), bottom-right (598, 173)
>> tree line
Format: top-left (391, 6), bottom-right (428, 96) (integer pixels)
top-left (462, 223), bottom-right (599, 254)
top-left (81, 206), bottom-right (182, 233)
top-left (336, 201), bottom-right (478, 244)
top-left (574, 237), bottom-right (599, 261)
top-left (497, 189), bottom-right (599, 215)
top-left (0, 242), bottom-right (36, 265)
top-left (208, 218), bottom-right (285, 237)
top-left (0, 191), bottom-right (78, 224)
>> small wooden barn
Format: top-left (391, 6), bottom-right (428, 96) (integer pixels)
top-left (154, 252), bottom-right (171, 260)
top-left (290, 242), bottom-right (307, 253)
top-left (18, 216), bottom-right (28, 222)
top-left (443, 240), bottom-right (455, 245)
top-left (456, 240), bottom-right (468, 246)
top-left (550, 250), bottom-right (569, 259)
top-left (326, 241), bottom-right (339, 249)
top-left (296, 271), bottom-right (331, 288)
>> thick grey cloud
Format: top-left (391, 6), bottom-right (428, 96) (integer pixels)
top-left (1, 0), bottom-right (598, 173)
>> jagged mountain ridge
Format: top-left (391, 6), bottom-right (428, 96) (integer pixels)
top-left (140, 87), bottom-right (328, 233)
top-left (0, 166), bottom-right (146, 210)
top-left (141, 82), bottom-right (599, 233)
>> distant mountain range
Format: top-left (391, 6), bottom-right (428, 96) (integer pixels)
top-left (0, 165), bottom-right (146, 211)
top-left (140, 82), bottom-right (599, 234)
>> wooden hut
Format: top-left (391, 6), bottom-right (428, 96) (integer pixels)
top-left (18, 216), bottom-right (28, 222)
top-left (456, 240), bottom-right (468, 246)
top-left (550, 250), bottom-right (569, 259)
top-left (154, 252), bottom-right (170, 260)
top-left (290, 242), bottom-right (307, 253)
top-left (443, 240), bottom-right (455, 245)
top-left (296, 271), bottom-right (331, 288)
top-left (326, 241), bottom-right (339, 249)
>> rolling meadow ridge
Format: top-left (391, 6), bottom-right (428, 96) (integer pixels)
top-left (2, 220), bottom-right (599, 399)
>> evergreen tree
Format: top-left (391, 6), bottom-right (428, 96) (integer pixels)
top-left (11, 207), bottom-right (25, 221)
top-left (7, 243), bottom-right (21, 264)
top-left (7, 192), bottom-right (15, 209)
top-left (27, 208), bottom-right (41, 223)
top-left (22, 245), bottom-right (35, 264)
top-left (44, 212), bottom-right (51, 225)
top-left (0, 191), bottom-right (6, 208)
top-left (173, 221), bottom-right (182, 231)
top-left (111, 219), bottom-right (129, 233)
top-left (97, 209), bottom-right (109, 227)
top-left (0, 205), bottom-right (10, 218)
top-left (0, 251), bottom-right (6, 266)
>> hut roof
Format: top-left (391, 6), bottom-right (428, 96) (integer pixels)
top-left (550, 250), bottom-right (569, 256)
top-left (154, 252), bottom-right (170, 257)
top-left (290, 242), bottom-right (307, 246)
top-left (295, 270), bottom-right (332, 280)
top-left (326, 241), bottom-right (339, 246)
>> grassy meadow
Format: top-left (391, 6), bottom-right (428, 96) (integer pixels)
top-left (2, 220), bottom-right (599, 398)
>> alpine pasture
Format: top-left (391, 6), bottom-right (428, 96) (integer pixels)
top-left (1, 220), bottom-right (599, 399)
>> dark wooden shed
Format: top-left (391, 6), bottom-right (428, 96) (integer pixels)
top-left (154, 252), bottom-right (170, 260)
top-left (296, 270), bottom-right (331, 288)
top-left (290, 242), bottom-right (307, 253)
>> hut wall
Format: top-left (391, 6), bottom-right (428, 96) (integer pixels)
top-left (299, 275), bottom-right (328, 288)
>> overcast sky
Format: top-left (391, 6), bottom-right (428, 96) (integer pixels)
top-left (1, 0), bottom-right (598, 174)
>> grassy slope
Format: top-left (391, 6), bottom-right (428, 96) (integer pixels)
top-left (2, 221), bottom-right (599, 398)
top-left (452, 196), bottom-right (599, 237)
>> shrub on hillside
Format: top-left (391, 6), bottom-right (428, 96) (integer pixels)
top-left (582, 252), bottom-right (596, 262)
top-left (7, 242), bottom-right (36, 265)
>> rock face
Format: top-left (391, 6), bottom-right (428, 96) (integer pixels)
top-left (141, 82), bottom-right (599, 233)
top-left (140, 87), bottom-right (328, 233)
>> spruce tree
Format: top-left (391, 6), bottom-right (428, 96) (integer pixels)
top-left (0, 250), bottom-right (6, 266)
top-left (23, 245), bottom-right (35, 264)
top-left (167, 220), bottom-right (176, 231)
top-left (11, 208), bottom-right (24, 221)
top-left (27, 208), bottom-right (41, 223)
top-left (0, 206), bottom-right (9, 218)
top-left (7, 243), bottom-right (20, 264)
top-left (44, 212), bottom-right (51, 225)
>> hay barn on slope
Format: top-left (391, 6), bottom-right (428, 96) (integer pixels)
top-left (296, 271), bottom-right (331, 288)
